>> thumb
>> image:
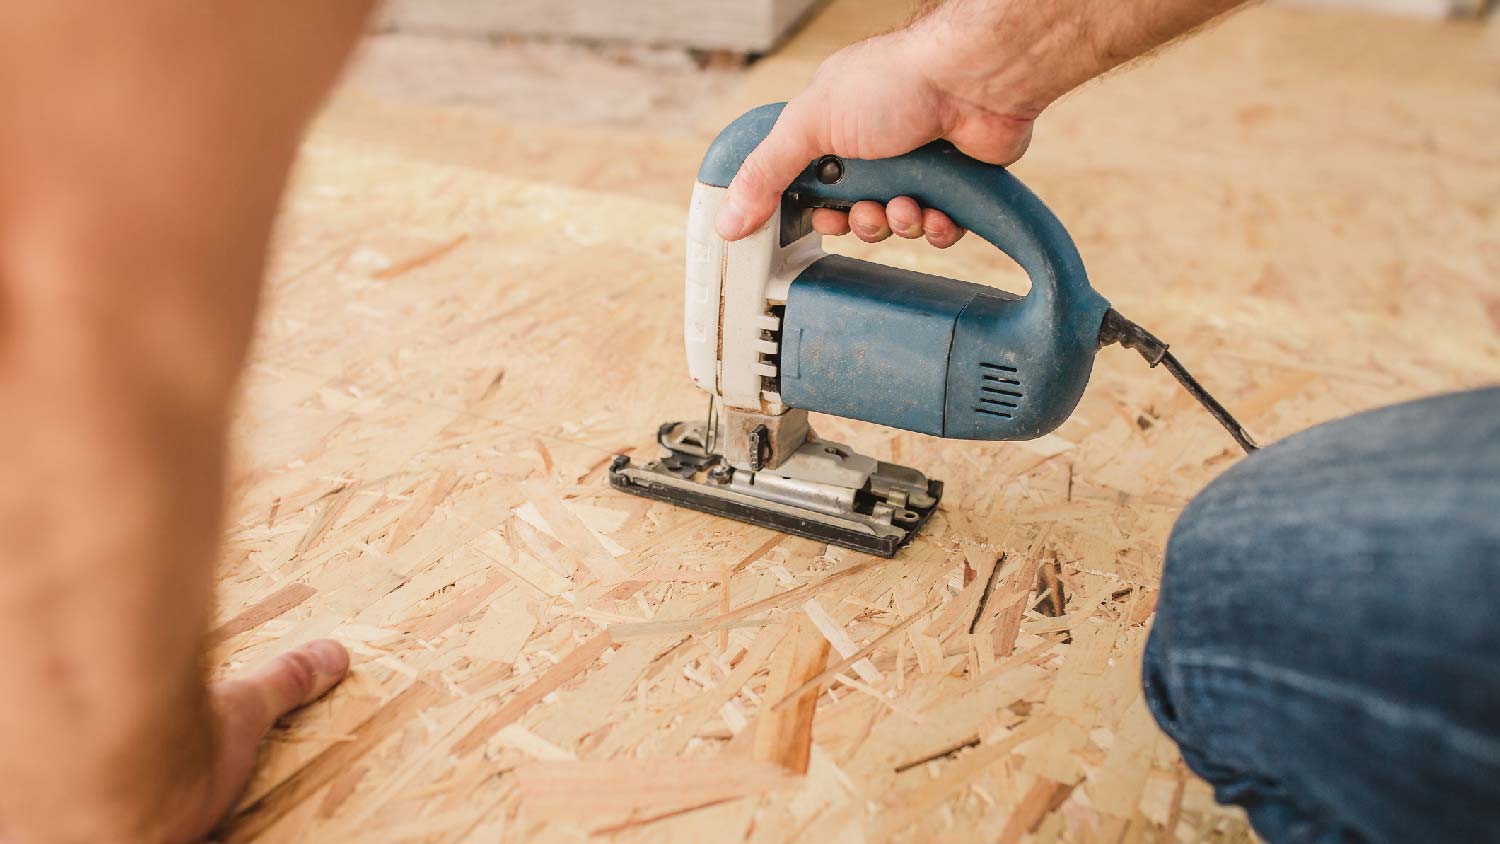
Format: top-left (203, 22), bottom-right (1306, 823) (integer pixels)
top-left (716, 102), bottom-right (822, 240)
top-left (216, 638), bottom-right (350, 736)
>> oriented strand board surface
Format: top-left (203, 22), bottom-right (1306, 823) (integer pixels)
top-left (216, 4), bottom-right (1499, 843)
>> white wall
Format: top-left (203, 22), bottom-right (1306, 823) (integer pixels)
top-left (1279, 0), bottom-right (1490, 19)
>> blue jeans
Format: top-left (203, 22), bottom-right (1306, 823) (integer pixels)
top-left (1144, 387), bottom-right (1500, 844)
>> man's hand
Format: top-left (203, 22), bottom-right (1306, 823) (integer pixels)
top-left (715, 24), bottom-right (1037, 246)
top-left (717, 0), bottom-right (1249, 246)
top-left (165, 641), bottom-right (351, 842)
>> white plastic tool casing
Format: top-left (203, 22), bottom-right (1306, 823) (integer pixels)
top-left (684, 182), bottom-right (824, 412)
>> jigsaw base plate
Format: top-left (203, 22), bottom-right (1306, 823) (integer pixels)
top-left (608, 450), bottom-right (943, 558)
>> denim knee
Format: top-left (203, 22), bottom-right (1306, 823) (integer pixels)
top-left (1145, 387), bottom-right (1500, 844)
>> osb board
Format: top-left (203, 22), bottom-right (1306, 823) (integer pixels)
top-left (214, 4), bottom-right (1499, 843)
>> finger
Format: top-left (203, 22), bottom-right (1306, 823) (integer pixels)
top-left (717, 101), bottom-right (823, 240)
top-left (216, 639), bottom-right (350, 735)
top-left (810, 208), bottom-right (851, 236)
top-left (848, 200), bottom-right (892, 243)
top-left (885, 197), bottom-right (924, 239)
top-left (922, 208), bottom-right (966, 249)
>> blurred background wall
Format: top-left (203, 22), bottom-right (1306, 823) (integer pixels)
top-left (373, 0), bottom-right (1493, 53)
top-left (348, 0), bottom-right (1495, 136)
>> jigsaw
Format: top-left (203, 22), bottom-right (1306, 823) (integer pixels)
top-left (610, 103), bottom-right (1257, 557)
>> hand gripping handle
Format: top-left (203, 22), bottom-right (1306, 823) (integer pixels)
top-left (697, 103), bottom-right (1108, 341)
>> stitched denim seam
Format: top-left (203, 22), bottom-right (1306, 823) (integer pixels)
top-left (1173, 650), bottom-right (1500, 765)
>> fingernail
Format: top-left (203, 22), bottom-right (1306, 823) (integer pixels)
top-left (853, 223), bottom-right (877, 238)
top-left (715, 198), bottom-right (747, 239)
top-left (303, 639), bottom-right (350, 676)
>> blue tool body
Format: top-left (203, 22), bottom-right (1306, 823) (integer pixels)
top-left (699, 103), bottom-right (1111, 441)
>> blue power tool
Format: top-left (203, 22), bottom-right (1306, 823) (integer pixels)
top-left (610, 104), bottom-right (1256, 556)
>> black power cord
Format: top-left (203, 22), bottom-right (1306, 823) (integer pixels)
top-left (1097, 309), bottom-right (1260, 455)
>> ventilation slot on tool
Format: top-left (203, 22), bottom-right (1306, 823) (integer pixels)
top-left (975, 363), bottom-right (1022, 419)
top-left (759, 304), bottom-right (786, 395)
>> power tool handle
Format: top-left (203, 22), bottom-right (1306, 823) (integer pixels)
top-left (697, 103), bottom-right (1111, 441)
top-left (697, 103), bottom-right (1103, 326)
top-left (786, 142), bottom-right (1094, 320)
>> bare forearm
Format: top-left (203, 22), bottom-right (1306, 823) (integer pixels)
top-left (0, 147), bottom-right (264, 837)
top-left (0, 3), bottom-right (371, 840)
top-left (0, 323), bottom-right (229, 840)
top-left (912, 0), bottom-right (1251, 116)
top-left (718, 0), bottom-right (1255, 238)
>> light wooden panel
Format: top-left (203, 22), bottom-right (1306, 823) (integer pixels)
top-left (376, 0), bottom-right (825, 52)
top-left (215, 3), bottom-right (1499, 842)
